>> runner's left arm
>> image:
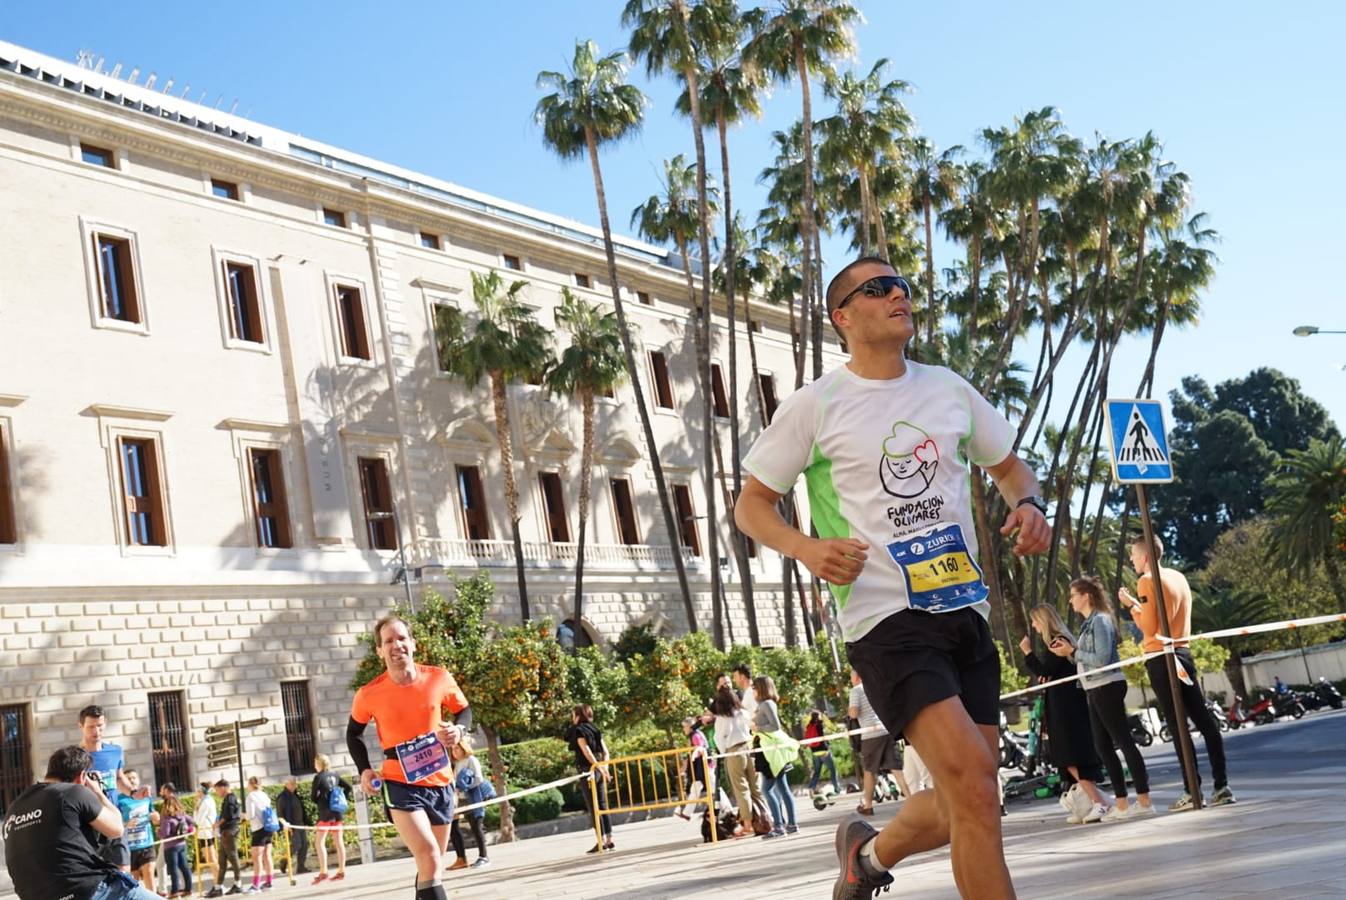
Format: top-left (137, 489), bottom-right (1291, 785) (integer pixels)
top-left (984, 452), bottom-right (1051, 555)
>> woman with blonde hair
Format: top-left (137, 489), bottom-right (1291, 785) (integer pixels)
top-left (1054, 577), bottom-right (1155, 821)
top-left (310, 753), bottom-right (352, 883)
top-left (750, 675), bottom-right (798, 838)
top-left (1020, 604), bottom-right (1107, 823)
top-left (447, 735), bottom-right (491, 870)
top-left (243, 775), bottom-right (274, 891)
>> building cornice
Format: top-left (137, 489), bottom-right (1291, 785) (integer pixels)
top-left (84, 403), bottom-right (173, 422)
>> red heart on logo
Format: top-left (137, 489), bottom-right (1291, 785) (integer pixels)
top-left (913, 439), bottom-right (938, 464)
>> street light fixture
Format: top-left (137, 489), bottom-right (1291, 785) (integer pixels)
top-left (1293, 325), bottom-right (1346, 337)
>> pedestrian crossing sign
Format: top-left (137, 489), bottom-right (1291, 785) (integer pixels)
top-left (1104, 398), bottom-right (1173, 484)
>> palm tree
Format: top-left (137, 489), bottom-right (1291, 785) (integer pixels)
top-left (625, 0), bottom-right (728, 648)
top-left (747, 0), bottom-right (860, 380)
top-left (814, 59), bottom-right (911, 259)
top-left (545, 288), bottom-right (628, 649)
top-left (631, 157), bottom-right (729, 645)
top-left (535, 39), bottom-right (698, 633)
top-left (677, 9), bottom-right (765, 644)
top-left (436, 270), bottom-right (553, 621)
top-left (908, 137), bottom-right (964, 353)
top-left (1267, 436), bottom-right (1346, 605)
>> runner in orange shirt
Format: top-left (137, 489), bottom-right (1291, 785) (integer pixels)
top-left (347, 614), bottom-right (472, 900)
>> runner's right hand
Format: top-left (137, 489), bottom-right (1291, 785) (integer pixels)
top-left (798, 538), bottom-right (869, 585)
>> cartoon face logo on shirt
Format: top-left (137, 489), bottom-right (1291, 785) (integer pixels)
top-left (879, 421), bottom-right (939, 498)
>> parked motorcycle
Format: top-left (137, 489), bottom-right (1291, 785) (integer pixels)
top-left (1315, 678), bottom-right (1343, 710)
top-left (1227, 694), bottom-right (1277, 728)
top-left (999, 709), bottom-right (1029, 771)
top-left (1127, 712), bottom-right (1155, 747)
top-left (1277, 692), bottom-right (1307, 719)
top-left (1158, 698), bottom-right (1230, 742)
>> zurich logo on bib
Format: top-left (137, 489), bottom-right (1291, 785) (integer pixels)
top-left (886, 522), bottom-right (989, 613)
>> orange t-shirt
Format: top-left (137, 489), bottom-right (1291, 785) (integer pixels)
top-left (1130, 570), bottom-right (1191, 652)
top-left (350, 665), bottom-right (468, 787)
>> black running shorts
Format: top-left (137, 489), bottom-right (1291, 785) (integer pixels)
top-left (846, 607), bottom-right (1000, 740)
top-left (383, 780), bottom-right (456, 825)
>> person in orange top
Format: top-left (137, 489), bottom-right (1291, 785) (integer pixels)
top-left (1118, 535), bottom-right (1234, 811)
top-left (347, 614), bottom-right (472, 900)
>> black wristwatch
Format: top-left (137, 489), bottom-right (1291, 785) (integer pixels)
top-left (1016, 495), bottom-right (1049, 516)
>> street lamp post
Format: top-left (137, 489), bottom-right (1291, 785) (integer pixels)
top-left (1293, 325), bottom-right (1346, 337)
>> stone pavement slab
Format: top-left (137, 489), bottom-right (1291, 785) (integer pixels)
top-left (261, 715), bottom-right (1346, 899)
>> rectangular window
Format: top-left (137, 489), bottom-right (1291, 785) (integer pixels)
top-left (649, 351), bottom-right (674, 409)
top-left (456, 465), bottom-right (490, 540)
top-left (93, 235), bottom-right (140, 323)
top-left (0, 704), bottom-right (31, 817)
top-left (81, 144), bottom-right (114, 167)
top-left (211, 179), bottom-right (240, 200)
top-left (672, 484), bottom-right (701, 556)
top-left (539, 472), bottom-right (571, 542)
top-left (119, 438), bottom-right (166, 546)
top-left (147, 692), bottom-right (189, 791)
top-left (710, 363), bottom-right (730, 419)
top-left (574, 273), bottom-right (591, 289)
top-left (432, 303), bottom-right (455, 372)
top-left (637, 291), bottom-right (652, 306)
top-left (759, 372), bottom-right (779, 424)
top-left (502, 254), bottom-right (522, 271)
top-left (610, 478), bottom-right (639, 545)
top-left (335, 285), bottom-right (372, 360)
top-left (0, 427), bottom-right (15, 544)
top-left (419, 232), bottom-right (441, 250)
top-left (280, 681), bottom-right (317, 776)
top-left (224, 262), bottom-right (264, 344)
top-left (358, 457), bottom-right (396, 550)
top-left (323, 207), bottom-right (347, 228)
top-left (249, 449), bottom-right (292, 549)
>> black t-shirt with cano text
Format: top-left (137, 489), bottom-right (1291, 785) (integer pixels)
top-left (2, 781), bottom-right (119, 900)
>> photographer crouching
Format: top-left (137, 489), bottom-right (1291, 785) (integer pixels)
top-left (3, 745), bottom-right (160, 899)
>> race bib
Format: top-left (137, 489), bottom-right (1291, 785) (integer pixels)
top-left (393, 732), bottom-right (450, 783)
top-left (886, 522), bottom-right (989, 612)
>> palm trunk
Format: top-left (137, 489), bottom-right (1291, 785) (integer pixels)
top-left (490, 370), bottom-right (530, 621)
top-left (971, 468), bottom-right (1027, 639)
top-left (1324, 554), bottom-right (1346, 608)
top-left (923, 190), bottom-right (936, 354)
top-left (682, 61), bottom-right (722, 651)
top-left (796, 41), bottom-right (823, 383)
top-left (676, 237), bottom-right (723, 649)
top-left (583, 127), bottom-right (696, 632)
top-left (856, 163), bottom-right (874, 257)
top-left (571, 388), bottom-right (596, 649)
top-left (718, 111), bottom-right (758, 644)
top-left (872, 168), bottom-right (890, 260)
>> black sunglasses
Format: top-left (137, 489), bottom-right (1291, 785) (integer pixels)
top-left (834, 275), bottom-right (912, 311)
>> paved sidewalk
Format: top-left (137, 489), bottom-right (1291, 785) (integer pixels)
top-left (245, 711), bottom-right (1346, 899)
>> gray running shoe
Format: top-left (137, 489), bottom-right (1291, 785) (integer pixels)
top-left (832, 814), bottom-right (894, 900)
top-left (1168, 792), bottom-right (1201, 813)
top-left (1211, 785), bottom-right (1237, 806)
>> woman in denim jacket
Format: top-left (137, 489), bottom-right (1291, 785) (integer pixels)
top-left (1052, 576), bottom-right (1155, 822)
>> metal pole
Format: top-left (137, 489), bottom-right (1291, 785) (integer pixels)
top-left (234, 721), bottom-right (244, 810)
top-left (393, 510), bottom-right (414, 615)
top-left (1135, 485), bottom-right (1203, 810)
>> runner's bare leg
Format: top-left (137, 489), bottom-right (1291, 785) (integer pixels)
top-left (391, 809), bottom-right (450, 882)
top-left (869, 697), bottom-right (1014, 899)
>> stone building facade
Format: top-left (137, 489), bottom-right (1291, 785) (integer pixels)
top-left (0, 36), bottom-right (844, 871)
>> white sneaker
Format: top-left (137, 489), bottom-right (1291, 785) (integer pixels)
top-left (1099, 805), bottom-right (1130, 824)
top-left (1129, 803), bottom-right (1158, 818)
top-left (1082, 803), bottom-right (1107, 823)
top-left (470, 857), bottom-right (491, 869)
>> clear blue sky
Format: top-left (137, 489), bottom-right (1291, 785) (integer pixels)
top-left (6, 1), bottom-right (1345, 438)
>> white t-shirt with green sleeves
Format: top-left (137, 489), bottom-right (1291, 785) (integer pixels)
top-left (743, 361), bottom-right (1016, 643)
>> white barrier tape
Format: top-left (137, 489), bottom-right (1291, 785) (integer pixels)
top-left (997, 648), bottom-right (1170, 701)
top-left (278, 770), bottom-right (590, 832)
top-left (1158, 612), bottom-right (1346, 643)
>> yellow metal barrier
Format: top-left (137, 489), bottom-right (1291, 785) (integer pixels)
top-left (587, 745), bottom-right (719, 852)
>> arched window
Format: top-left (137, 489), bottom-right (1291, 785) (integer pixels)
top-left (558, 618), bottom-right (599, 651)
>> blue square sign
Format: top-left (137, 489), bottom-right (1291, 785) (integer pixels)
top-left (1104, 399), bottom-right (1173, 484)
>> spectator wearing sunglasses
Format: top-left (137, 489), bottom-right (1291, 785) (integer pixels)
top-left (736, 256), bottom-right (1051, 900)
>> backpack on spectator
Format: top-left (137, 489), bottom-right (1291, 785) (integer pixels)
top-left (260, 806), bottom-right (282, 834)
top-left (327, 778), bottom-right (350, 815)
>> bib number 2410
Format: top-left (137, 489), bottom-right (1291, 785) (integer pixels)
top-left (886, 522), bottom-right (988, 613)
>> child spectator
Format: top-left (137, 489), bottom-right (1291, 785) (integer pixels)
top-left (160, 789), bottom-right (195, 897)
top-left (447, 736), bottom-right (492, 869)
